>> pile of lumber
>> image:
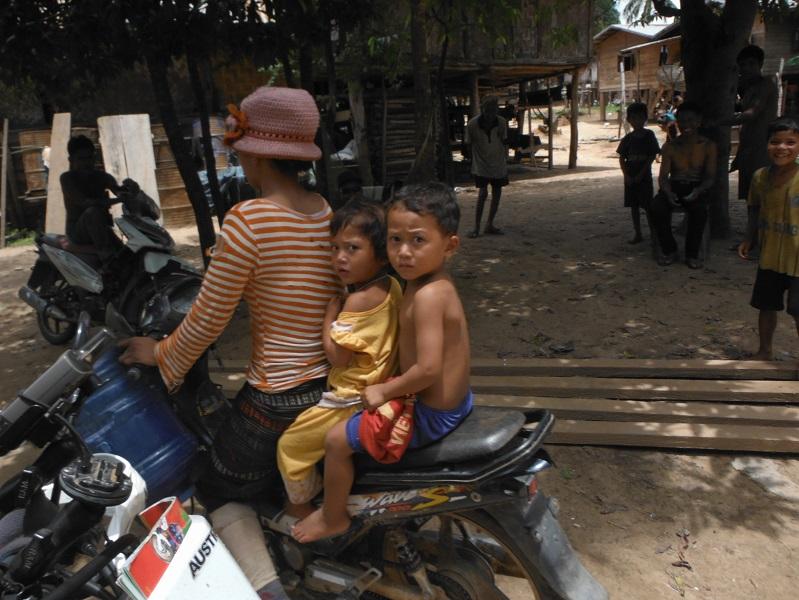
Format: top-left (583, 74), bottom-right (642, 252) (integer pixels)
top-left (209, 358), bottom-right (799, 454)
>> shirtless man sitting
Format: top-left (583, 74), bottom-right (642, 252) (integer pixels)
top-left (650, 101), bottom-right (717, 269)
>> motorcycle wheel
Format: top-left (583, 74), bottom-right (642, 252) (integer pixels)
top-left (430, 510), bottom-right (562, 600)
top-left (35, 276), bottom-right (77, 345)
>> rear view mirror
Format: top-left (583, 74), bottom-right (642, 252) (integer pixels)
top-left (72, 311), bottom-right (91, 350)
top-left (105, 304), bottom-right (135, 337)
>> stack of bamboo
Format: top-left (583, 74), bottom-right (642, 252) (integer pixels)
top-left (209, 357), bottom-right (799, 454)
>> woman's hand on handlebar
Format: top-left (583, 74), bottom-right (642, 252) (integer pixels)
top-left (118, 337), bottom-right (158, 366)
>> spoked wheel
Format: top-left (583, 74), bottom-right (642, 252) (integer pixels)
top-left (414, 511), bottom-right (561, 600)
top-left (36, 277), bottom-right (77, 345)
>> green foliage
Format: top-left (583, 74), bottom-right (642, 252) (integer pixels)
top-left (5, 229), bottom-right (35, 247)
top-left (594, 0), bottom-right (620, 31)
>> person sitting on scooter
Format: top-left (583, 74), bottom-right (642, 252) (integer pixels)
top-left (118, 86), bottom-right (338, 599)
top-left (60, 135), bottom-right (136, 266)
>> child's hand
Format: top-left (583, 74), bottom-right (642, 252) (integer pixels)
top-left (362, 384), bottom-right (386, 413)
top-left (326, 295), bottom-right (343, 319)
top-left (666, 191), bottom-right (680, 207)
top-left (683, 189), bottom-right (700, 203)
top-left (738, 240), bottom-right (752, 260)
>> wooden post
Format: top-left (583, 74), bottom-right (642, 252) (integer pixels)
top-left (547, 78), bottom-right (554, 170)
top-left (469, 72), bottom-right (480, 119)
top-left (0, 119), bottom-right (7, 248)
top-left (600, 91), bottom-right (607, 122)
top-left (777, 58), bottom-right (785, 117)
top-left (569, 69), bottom-right (579, 169)
top-left (347, 78), bottom-right (374, 186)
top-left (45, 113), bottom-right (71, 234)
top-left (618, 59), bottom-right (626, 139)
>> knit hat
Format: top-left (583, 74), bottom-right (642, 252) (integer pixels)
top-left (224, 87), bottom-right (322, 161)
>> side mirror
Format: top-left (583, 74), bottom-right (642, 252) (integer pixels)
top-left (73, 311), bottom-right (91, 350)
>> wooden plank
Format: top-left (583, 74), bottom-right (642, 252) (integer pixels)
top-left (45, 113), bottom-right (71, 234)
top-left (1, 118), bottom-right (7, 247)
top-left (479, 395), bottom-right (799, 427)
top-left (471, 375), bottom-right (799, 403)
top-left (469, 357), bottom-right (798, 381)
top-left (210, 357), bottom-right (799, 380)
top-left (98, 114), bottom-right (160, 221)
top-left (547, 419), bottom-right (799, 454)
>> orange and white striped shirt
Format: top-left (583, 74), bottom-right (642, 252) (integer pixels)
top-left (154, 197), bottom-right (339, 392)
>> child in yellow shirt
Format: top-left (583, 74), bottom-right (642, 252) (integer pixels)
top-left (739, 117), bottom-right (799, 359)
top-left (277, 201), bottom-right (401, 519)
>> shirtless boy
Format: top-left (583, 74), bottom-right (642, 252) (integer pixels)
top-left (292, 182), bottom-right (472, 543)
top-left (651, 101), bottom-right (717, 268)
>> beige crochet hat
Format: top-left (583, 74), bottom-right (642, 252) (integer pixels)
top-left (224, 86), bottom-right (322, 161)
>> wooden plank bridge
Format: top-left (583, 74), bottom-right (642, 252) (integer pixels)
top-left (209, 358), bottom-right (799, 454)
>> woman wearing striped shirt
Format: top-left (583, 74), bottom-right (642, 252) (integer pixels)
top-left (120, 87), bottom-right (337, 598)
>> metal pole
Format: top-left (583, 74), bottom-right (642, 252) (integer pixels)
top-left (547, 78), bottom-right (554, 169)
top-left (1, 119), bottom-right (8, 248)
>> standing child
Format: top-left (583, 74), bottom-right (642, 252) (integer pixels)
top-left (617, 102), bottom-right (660, 244)
top-left (293, 182), bottom-right (472, 543)
top-left (738, 117), bottom-right (799, 360)
top-left (277, 201), bottom-right (402, 519)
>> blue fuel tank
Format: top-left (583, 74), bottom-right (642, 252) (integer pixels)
top-left (74, 348), bottom-right (198, 502)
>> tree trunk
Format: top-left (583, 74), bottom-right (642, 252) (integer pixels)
top-left (435, 33), bottom-right (453, 186)
top-left (679, 0), bottom-right (758, 238)
top-left (187, 49), bottom-right (226, 226)
top-left (347, 78), bottom-right (374, 186)
top-left (146, 54), bottom-right (215, 264)
top-left (406, 0), bottom-right (435, 183)
top-left (299, 45), bottom-right (314, 94)
top-left (569, 70), bottom-right (579, 169)
top-left (319, 19), bottom-right (338, 205)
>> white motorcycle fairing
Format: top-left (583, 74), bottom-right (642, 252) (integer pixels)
top-left (41, 244), bottom-right (104, 293)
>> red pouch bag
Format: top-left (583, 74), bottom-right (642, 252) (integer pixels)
top-left (358, 397), bottom-right (415, 464)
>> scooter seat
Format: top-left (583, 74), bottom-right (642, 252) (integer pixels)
top-left (354, 406), bottom-right (525, 473)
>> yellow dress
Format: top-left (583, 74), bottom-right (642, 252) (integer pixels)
top-left (277, 277), bottom-right (401, 504)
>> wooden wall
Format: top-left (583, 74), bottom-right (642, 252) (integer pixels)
top-left (623, 37), bottom-right (682, 94)
top-left (597, 33), bottom-right (681, 95)
top-left (762, 18), bottom-right (799, 78)
top-left (596, 31), bottom-right (652, 93)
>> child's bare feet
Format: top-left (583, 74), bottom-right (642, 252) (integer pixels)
top-left (284, 502), bottom-right (315, 520)
top-left (292, 508), bottom-right (350, 543)
top-left (749, 350), bottom-right (774, 361)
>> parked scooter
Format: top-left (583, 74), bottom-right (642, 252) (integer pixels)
top-left (19, 183), bottom-right (201, 345)
top-left (0, 297), bottom-right (608, 599)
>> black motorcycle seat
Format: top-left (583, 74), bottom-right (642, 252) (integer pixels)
top-left (354, 406), bottom-right (525, 473)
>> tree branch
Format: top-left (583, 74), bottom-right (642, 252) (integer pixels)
top-left (652, 0), bottom-right (680, 18)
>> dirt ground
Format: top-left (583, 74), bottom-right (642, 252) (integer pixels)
top-left (2, 113), bottom-right (799, 598)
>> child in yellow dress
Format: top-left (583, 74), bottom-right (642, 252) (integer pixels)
top-left (277, 200), bottom-right (401, 519)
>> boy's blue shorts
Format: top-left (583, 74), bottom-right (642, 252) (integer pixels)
top-left (346, 389), bottom-right (474, 453)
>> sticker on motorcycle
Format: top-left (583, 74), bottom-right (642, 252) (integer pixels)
top-left (348, 485), bottom-right (471, 517)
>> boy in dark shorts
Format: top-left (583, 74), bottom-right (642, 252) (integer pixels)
top-left (617, 102), bottom-right (660, 244)
top-left (738, 117), bottom-right (799, 360)
top-left (293, 182), bottom-right (472, 542)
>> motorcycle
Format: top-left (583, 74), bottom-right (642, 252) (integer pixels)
top-left (0, 296), bottom-right (607, 599)
top-left (19, 183), bottom-right (202, 345)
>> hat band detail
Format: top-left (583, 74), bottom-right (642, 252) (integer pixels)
top-left (244, 128), bottom-right (315, 143)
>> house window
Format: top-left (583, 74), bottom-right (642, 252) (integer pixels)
top-left (618, 55), bottom-right (635, 72)
top-left (659, 45), bottom-right (669, 66)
